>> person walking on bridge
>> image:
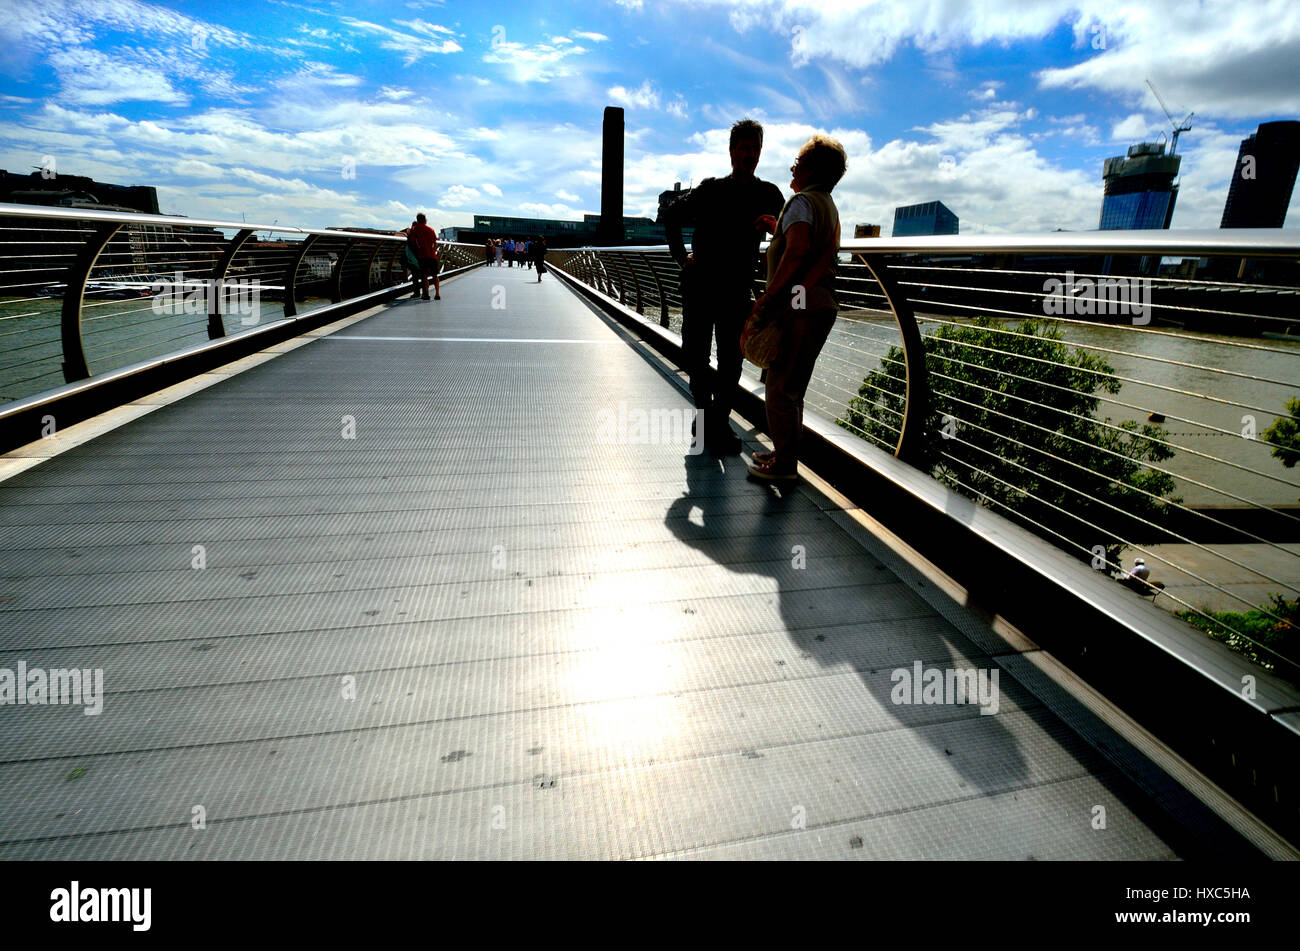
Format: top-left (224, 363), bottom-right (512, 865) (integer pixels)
top-left (531, 235), bottom-right (547, 282)
top-left (665, 118), bottom-right (784, 454)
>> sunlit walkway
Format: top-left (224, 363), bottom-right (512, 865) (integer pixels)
top-left (0, 265), bottom-right (1269, 859)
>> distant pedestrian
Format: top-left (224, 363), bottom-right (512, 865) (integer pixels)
top-left (494, 239), bottom-right (503, 266)
top-left (531, 236), bottom-right (547, 281)
top-left (484, 240), bottom-right (493, 267)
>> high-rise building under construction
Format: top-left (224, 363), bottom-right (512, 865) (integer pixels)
top-left (1098, 141), bottom-right (1181, 230)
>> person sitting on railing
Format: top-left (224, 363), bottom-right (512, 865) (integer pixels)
top-left (664, 118), bottom-right (785, 455)
top-left (745, 134), bottom-right (846, 483)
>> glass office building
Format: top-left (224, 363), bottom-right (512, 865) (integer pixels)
top-left (891, 201), bottom-right (958, 237)
top-left (1220, 121), bottom-right (1300, 228)
top-left (1098, 142), bottom-right (1181, 230)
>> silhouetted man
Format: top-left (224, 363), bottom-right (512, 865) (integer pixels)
top-left (665, 118), bottom-right (784, 454)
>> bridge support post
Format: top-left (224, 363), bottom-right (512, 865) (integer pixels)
top-left (209, 229), bottom-right (255, 339)
top-left (863, 254), bottom-right (931, 464)
top-left (60, 222), bottom-right (122, 383)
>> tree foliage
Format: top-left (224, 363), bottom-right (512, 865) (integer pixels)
top-left (839, 317), bottom-right (1181, 565)
top-left (1262, 396), bottom-right (1300, 469)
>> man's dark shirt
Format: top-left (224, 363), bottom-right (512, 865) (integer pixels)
top-left (664, 174), bottom-right (784, 289)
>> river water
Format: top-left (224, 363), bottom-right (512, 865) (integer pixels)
top-left (730, 308), bottom-right (1300, 511)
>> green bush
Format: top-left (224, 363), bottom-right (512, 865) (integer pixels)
top-left (1178, 595), bottom-right (1300, 673)
top-left (1262, 396), bottom-right (1300, 469)
top-left (839, 316), bottom-right (1180, 565)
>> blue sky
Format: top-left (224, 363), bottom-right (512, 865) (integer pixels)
top-left (1, 0), bottom-right (1297, 234)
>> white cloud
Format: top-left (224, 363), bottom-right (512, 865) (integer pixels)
top-left (573, 31), bottom-right (610, 42)
top-left (482, 38), bottom-right (591, 83)
top-left (556, 189), bottom-right (580, 202)
top-left (441, 185), bottom-right (480, 207)
top-left (1037, 1), bottom-right (1300, 118)
top-left (609, 81), bottom-right (661, 110)
top-left (517, 201), bottom-right (580, 217)
top-left (48, 48), bottom-right (188, 106)
top-left (483, 183), bottom-right (503, 197)
top-left (1111, 113), bottom-right (1159, 141)
top-left (681, 0), bottom-right (1300, 120)
top-left (338, 16), bottom-right (462, 65)
top-left (173, 159), bottom-right (225, 178)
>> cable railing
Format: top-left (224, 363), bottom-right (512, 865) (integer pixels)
top-left (548, 231), bottom-right (1300, 683)
top-left (0, 204), bottom-right (484, 405)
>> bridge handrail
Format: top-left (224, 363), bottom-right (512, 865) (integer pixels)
top-left (0, 203), bottom-right (487, 413)
top-left (0, 201), bottom-right (439, 243)
top-left (564, 229), bottom-right (1300, 256)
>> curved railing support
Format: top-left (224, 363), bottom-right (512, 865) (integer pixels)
top-left (60, 221), bottom-right (122, 382)
top-left (330, 239), bottom-right (358, 303)
top-left (209, 228), bottom-right (255, 339)
top-left (861, 255), bottom-right (930, 464)
top-left (646, 255), bottom-right (670, 326)
top-left (281, 234), bottom-right (321, 319)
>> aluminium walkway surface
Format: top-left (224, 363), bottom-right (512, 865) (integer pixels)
top-left (0, 264), bottom-right (1273, 860)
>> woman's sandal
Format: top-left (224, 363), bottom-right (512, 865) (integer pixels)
top-left (752, 450), bottom-right (777, 464)
top-left (745, 456), bottom-right (798, 482)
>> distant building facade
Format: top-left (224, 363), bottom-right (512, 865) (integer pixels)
top-left (854, 224), bottom-right (881, 238)
top-left (441, 211), bottom-right (688, 247)
top-left (1098, 142), bottom-right (1180, 230)
top-left (657, 182), bottom-right (691, 223)
top-left (892, 201), bottom-right (958, 237)
top-left (0, 168), bottom-right (160, 215)
top-left (1220, 120), bottom-right (1300, 228)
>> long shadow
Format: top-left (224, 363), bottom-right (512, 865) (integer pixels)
top-left (663, 450), bottom-right (1029, 796)
top-left (660, 450), bottom-right (1271, 857)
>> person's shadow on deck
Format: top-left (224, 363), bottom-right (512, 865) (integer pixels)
top-left (663, 451), bottom-right (1029, 796)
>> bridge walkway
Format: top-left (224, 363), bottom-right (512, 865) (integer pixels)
top-left (0, 264), bottom-right (1270, 859)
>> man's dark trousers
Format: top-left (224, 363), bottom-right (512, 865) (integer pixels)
top-left (681, 268), bottom-right (752, 427)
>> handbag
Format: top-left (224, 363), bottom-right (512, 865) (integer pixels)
top-left (740, 305), bottom-right (783, 369)
top-left (741, 240), bottom-right (838, 369)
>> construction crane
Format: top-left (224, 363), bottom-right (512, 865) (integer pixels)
top-left (1145, 79), bottom-right (1193, 154)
